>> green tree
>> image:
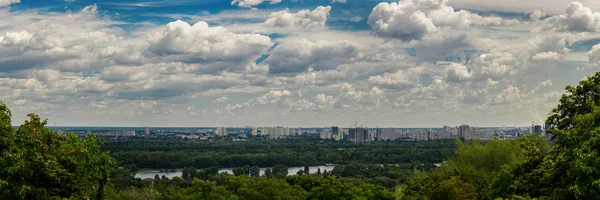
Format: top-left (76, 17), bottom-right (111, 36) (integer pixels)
top-left (166, 178), bottom-right (237, 200)
top-left (182, 167), bottom-right (197, 181)
top-left (510, 72), bottom-right (600, 199)
top-left (308, 176), bottom-right (394, 200)
top-left (264, 168), bottom-right (272, 178)
top-left (123, 164), bottom-right (140, 173)
top-left (106, 187), bottom-right (161, 200)
top-left (232, 167), bottom-right (245, 176)
top-left (224, 176), bottom-right (307, 200)
top-left (250, 166), bottom-right (260, 177)
top-left (0, 106), bottom-right (116, 199)
top-left (402, 136), bottom-right (543, 199)
top-left (272, 165), bottom-right (288, 178)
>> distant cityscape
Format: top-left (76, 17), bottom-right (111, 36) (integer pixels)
top-left (47, 122), bottom-right (552, 142)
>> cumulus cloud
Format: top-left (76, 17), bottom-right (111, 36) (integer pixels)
top-left (530, 10), bottom-right (545, 21)
top-left (256, 90), bottom-right (292, 104)
top-left (587, 43), bottom-right (600, 66)
top-left (532, 51), bottom-right (563, 61)
top-left (231, 0), bottom-right (281, 8)
top-left (0, 0), bottom-right (584, 126)
top-left (493, 85), bottom-right (523, 105)
top-left (214, 97), bottom-right (228, 103)
top-left (447, 0), bottom-right (600, 14)
top-left (414, 33), bottom-right (471, 62)
top-left (367, 67), bottom-right (424, 90)
top-left (444, 63), bottom-right (472, 82)
top-left (0, 0), bottom-right (19, 6)
top-left (367, 0), bottom-right (508, 41)
top-left (148, 20), bottom-right (273, 71)
top-left (314, 94), bottom-right (337, 110)
top-left (334, 83), bottom-right (385, 110)
top-left (0, 4), bottom-right (136, 75)
top-left (264, 6), bottom-right (332, 29)
top-left (264, 39), bottom-right (361, 74)
top-left (528, 35), bottom-right (569, 60)
top-left (331, 0), bottom-right (347, 4)
top-left (540, 2), bottom-right (600, 32)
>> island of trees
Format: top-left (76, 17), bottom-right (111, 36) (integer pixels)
top-left (2, 72), bottom-right (600, 199)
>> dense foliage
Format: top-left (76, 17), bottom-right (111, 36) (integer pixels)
top-left (103, 138), bottom-right (455, 169)
top-left (399, 72), bottom-right (600, 200)
top-left (0, 102), bottom-right (115, 199)
top-left (105, 166), bottom-right (396, 200)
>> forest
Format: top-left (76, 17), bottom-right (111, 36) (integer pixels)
top-left (102, 138), bottom-right (455, 169)
top-left (2, 72), bottom-right (600, 199)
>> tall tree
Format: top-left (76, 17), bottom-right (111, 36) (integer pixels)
top-left (264, 168), bottom-right (272, 178)
top-left (250, 166), bottom-right (260, 177)
top-left (508, 72), bottom-right (600, 199)
top-left (272, 165), bottom-right (288, 179)
top-left (0, 104), bottom-right (116, 199)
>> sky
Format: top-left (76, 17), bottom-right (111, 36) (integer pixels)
top-left (1, 0), bottom-right (600, 127)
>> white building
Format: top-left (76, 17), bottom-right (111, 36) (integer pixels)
top-left (376, 128), bottom-right (401, 141)
top-left (253, 126), bottom-right (291, 139)
top-left (216, 127), bottom-right (228, 136)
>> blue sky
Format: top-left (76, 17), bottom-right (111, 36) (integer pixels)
top-left (1, 0), bottom-right (600, 127)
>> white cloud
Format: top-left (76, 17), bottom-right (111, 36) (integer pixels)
top-left (532, 51), bottom-right (563, 61)
top-left (444, 63), bottom-right (472, 82)
top-left (367, 1), bottom-right (437, 41)
top-left (256, 90), bottom-right (292, 104)
top-left (530, 10), bottom-right (545, 21)
top-left (367, 67), bottom-right (423, 90)
top-left (587, 43), bottom-right (600, 65)
top-left (314, 94), bottom-right (337, 110)
top-left (414, 33), bottom-right (471, 62)
top-left (264, 39), bottom-right (361, 74)
top-left (367, 0), bottom-right (511, 41)
top-left (447, 0), bottom-right (600, 14)
top-left (148, 20), bottom-right (273, 72)
top-left (493, 85), bottom-right (523, 105)
top-left (265, 6), bottom-right (331, 29)
top-left (0, 0), bottom-right (587, 127)
top-left (214, 96), bottom-right (228, 103)
top-left (0, 0), bottom-right (19, 7)
top-left (331, 0), bottom-right (347, 3)
top-left (231, 0), bottom-right (281, 8)
top-left (540, 2), bottom-right (600, 32)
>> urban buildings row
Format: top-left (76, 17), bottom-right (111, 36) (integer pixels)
top-left (251, 126), bottom-right (291, 138)
top-left (71, 123), bottom-right (551, 142)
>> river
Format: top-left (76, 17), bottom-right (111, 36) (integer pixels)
top-left (135, 165), bottom-right (336, 179)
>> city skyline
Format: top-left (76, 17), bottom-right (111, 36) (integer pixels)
top-left (2, 0), bottom-right (600, 127)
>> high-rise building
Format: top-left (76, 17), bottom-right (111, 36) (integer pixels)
top-left (332, 126), bottom-right (339, 135)
top-left (253, 126), bottom-right (290, 139)
top-left (145, 127), bottom-right (150, 136)
top-left (216, 127), bottom-right (228, 136)
top-left (376, 128), bottom-right (400, 141)
top-left (320, 130), bottom-right (331, 140)
top-left (251, 127), bottom-right (258, 136)
top-left (349, 128), bottom-right (369, 142)
top-left (458, 125), bottom-right (470, 140)
top-left (534, 125), bottom-right (542, 136)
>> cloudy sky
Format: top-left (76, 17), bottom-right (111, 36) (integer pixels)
top-left (1, 0), bottom-right (600, 127)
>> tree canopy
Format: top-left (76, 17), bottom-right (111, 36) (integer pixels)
top-left (0, 102), bottom-right (116, 199)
